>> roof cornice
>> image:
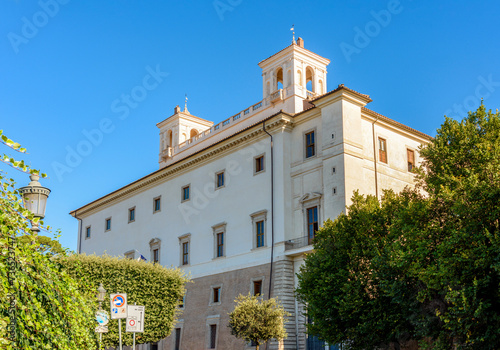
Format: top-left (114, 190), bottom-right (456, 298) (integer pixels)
top-left (258, 43), bottom-right (330, 68)
top-left (156, 112), bottom-right (213, 129)
top-left (70, 112), bottom-right (293, 217)
top-left (361, 107), bottom-right (432, 141)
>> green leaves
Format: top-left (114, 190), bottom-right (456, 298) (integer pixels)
top-left (0, 130), bottom-right (95, 349)
top-left (59, 254), bottom-right (188, 347)
top-left (228, 294), bottom-right (289, 348)
top-left (297, 104), bottom-right (500, 350)
top-left (0, 130), bottom-right (27, 153)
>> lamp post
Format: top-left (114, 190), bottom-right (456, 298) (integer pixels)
top-left (95, 283), bottom-right (108, 349)
top-left (97, 283), bottom-right (106, 309)
top-left (7, 174), bottom-right (50, 346)
top-left (18, 173), bottom-right (51, 232)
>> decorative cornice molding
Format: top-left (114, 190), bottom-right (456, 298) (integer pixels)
top-left (71, 115), bottom-right (294, 217)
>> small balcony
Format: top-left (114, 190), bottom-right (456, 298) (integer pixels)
top-left (285, 235), bottom-right (313, 251)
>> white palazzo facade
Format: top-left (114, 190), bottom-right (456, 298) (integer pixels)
top-left (72, 38), bottom-right (430, 350)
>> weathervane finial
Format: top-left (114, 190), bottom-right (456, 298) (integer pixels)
top-left (290, 24), bottom-right (295, 44)
top-left (184, 94), bottom-right (189, 113)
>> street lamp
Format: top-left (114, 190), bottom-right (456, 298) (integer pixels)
top-left (97, 283), bottom-right (106, 309)
top-left (18, 173), bottom-right (51, 232)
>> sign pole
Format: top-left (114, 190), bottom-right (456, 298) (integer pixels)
top-left (119, 318), bottom-right (123, 350)
top-left (110, 293), bottom-right (127, 350)
top-left (133, 302), bottom-right (136, 349)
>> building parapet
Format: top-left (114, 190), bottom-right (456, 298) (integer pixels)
top-left (163, 99), bottom-right (267, 161)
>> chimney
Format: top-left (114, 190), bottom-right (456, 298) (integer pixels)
top-left (297, 37), bottom-right (304, 48)
top-left (174, 105), bottom-right (181, 114)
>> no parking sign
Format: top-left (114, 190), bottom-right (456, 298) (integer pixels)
top-left (110, 293), bottom-right (127, 319)
top-left (126, 305), bottom-right (145, 333)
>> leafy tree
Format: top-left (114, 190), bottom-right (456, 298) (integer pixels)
top-left (296, 190), bottom-right (428, 350)
top-left (228, 294), bottom-right (289, 350)
top-left (59, 253), bottom-right (189, 347)
top-left (296, 104), bottom-right (500, 349)
top-left (17, 233), bottom-right (66, 255)
top-left (0, 130), bottom-right (98, 349)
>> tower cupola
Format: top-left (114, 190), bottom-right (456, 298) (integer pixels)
top-left (258, 38), bottom-right (330, 113)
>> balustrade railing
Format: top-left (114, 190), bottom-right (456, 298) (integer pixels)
top-left (284, 235), bottom-right (313, 251)
top-left (163, 98), bottom-right (267, 159)
top-left (270, 89), bottom-right (283, 102)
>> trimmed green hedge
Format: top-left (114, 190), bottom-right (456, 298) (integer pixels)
top-left (60, 254), bottom-right (188, 347)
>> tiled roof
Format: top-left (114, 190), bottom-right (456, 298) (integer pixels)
top-left (361, 107), bottom-right (432, 140)
top-left (311, 84), bottom-right (372, 103)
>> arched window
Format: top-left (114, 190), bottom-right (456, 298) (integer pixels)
top-left (190, 129), bottom-right (198, 139)
top-left (306, 66), bottom-right (314, 92)
top-left (167, 130), bottom-right (173, 147)
top-left (276, 67), bottom-right (283, 90)
top-left (297, 70), bottom-right (303, 87)
top-left (181, 133), bottom-right (187, 142)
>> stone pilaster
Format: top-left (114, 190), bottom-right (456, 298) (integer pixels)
top-left (269, 257), bottom-right (297, 350)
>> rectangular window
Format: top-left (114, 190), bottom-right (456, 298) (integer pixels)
top-left (305, 131), bottom-right (316, 158)
top-left (182, 242), bottom-right (189, 265)
top-left (153, 197), bottom-right (161, 213)
top-left (407, 149), bottom-right (415, 172)
top-left (216, 232), bottom-right (224, 257)
top-left (153, 248), bottom-right (159, 263)
top-left (256, 221), bottom-right (265, 248)
top-left (175, 328), bottom-right (181, 350)
top-left (210, 324), bottom-right (217, 348)
top-left (105, 218), bottom-right (111, 231)
top-left (255, 155), bottom-right (264, 173)
top-left (216, 171), bottom-right (225, 189)
top-left (307, 207), bottom-right (319, 245)
top-left (85, 226), bottom-right (91, 239)
top-left (182, 185), bottom-right (190, 201)
top-left (253, 280), bottom-right (262, 296)
top-left (128, 207), bottom-right (135, 222)
top-left (378, 137), bottom-right (387, 163)
top-left (213, 287), bottom-right (220, 303)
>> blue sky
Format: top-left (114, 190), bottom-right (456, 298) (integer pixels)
top-left (1, 0), bottom-right (499, 251)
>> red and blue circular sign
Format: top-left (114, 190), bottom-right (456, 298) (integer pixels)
top-left (112, 295), bottom-right (125, 307)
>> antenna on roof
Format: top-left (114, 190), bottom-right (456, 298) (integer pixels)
top-left (184, 94), bottom-right (189, 114)
top-left (290, 24), bottom-right (296, 44)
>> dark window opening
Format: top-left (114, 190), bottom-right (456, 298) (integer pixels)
top-left (216, 232), bottom-right (224, 257)
top-left (175, 328), bottom-right (181, 350)
top-left (407, 149), bottom-right (415, 171)
top-left (379, 138), bottom-right (387, 163)
top-left (256, 221), bottom-right (265, 248)
top-left (213, 287), bottom-right (221, 303)
top-left (216, 172), bottom-right (225, 188)
top-left (307, 207), bottom-right (319, 245)
top-left (210, 324), bottom-right (217, 348)
top-left (253, 280), bottom-right (262, 296)
top-left (182, 242), bottom-right (189, 265)
top-left (306, 131), bottom-right (315, 158)
top-left (153, 248), bottom-right (159, 263)
top-left (255, 156), bottom-right (264, 173)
